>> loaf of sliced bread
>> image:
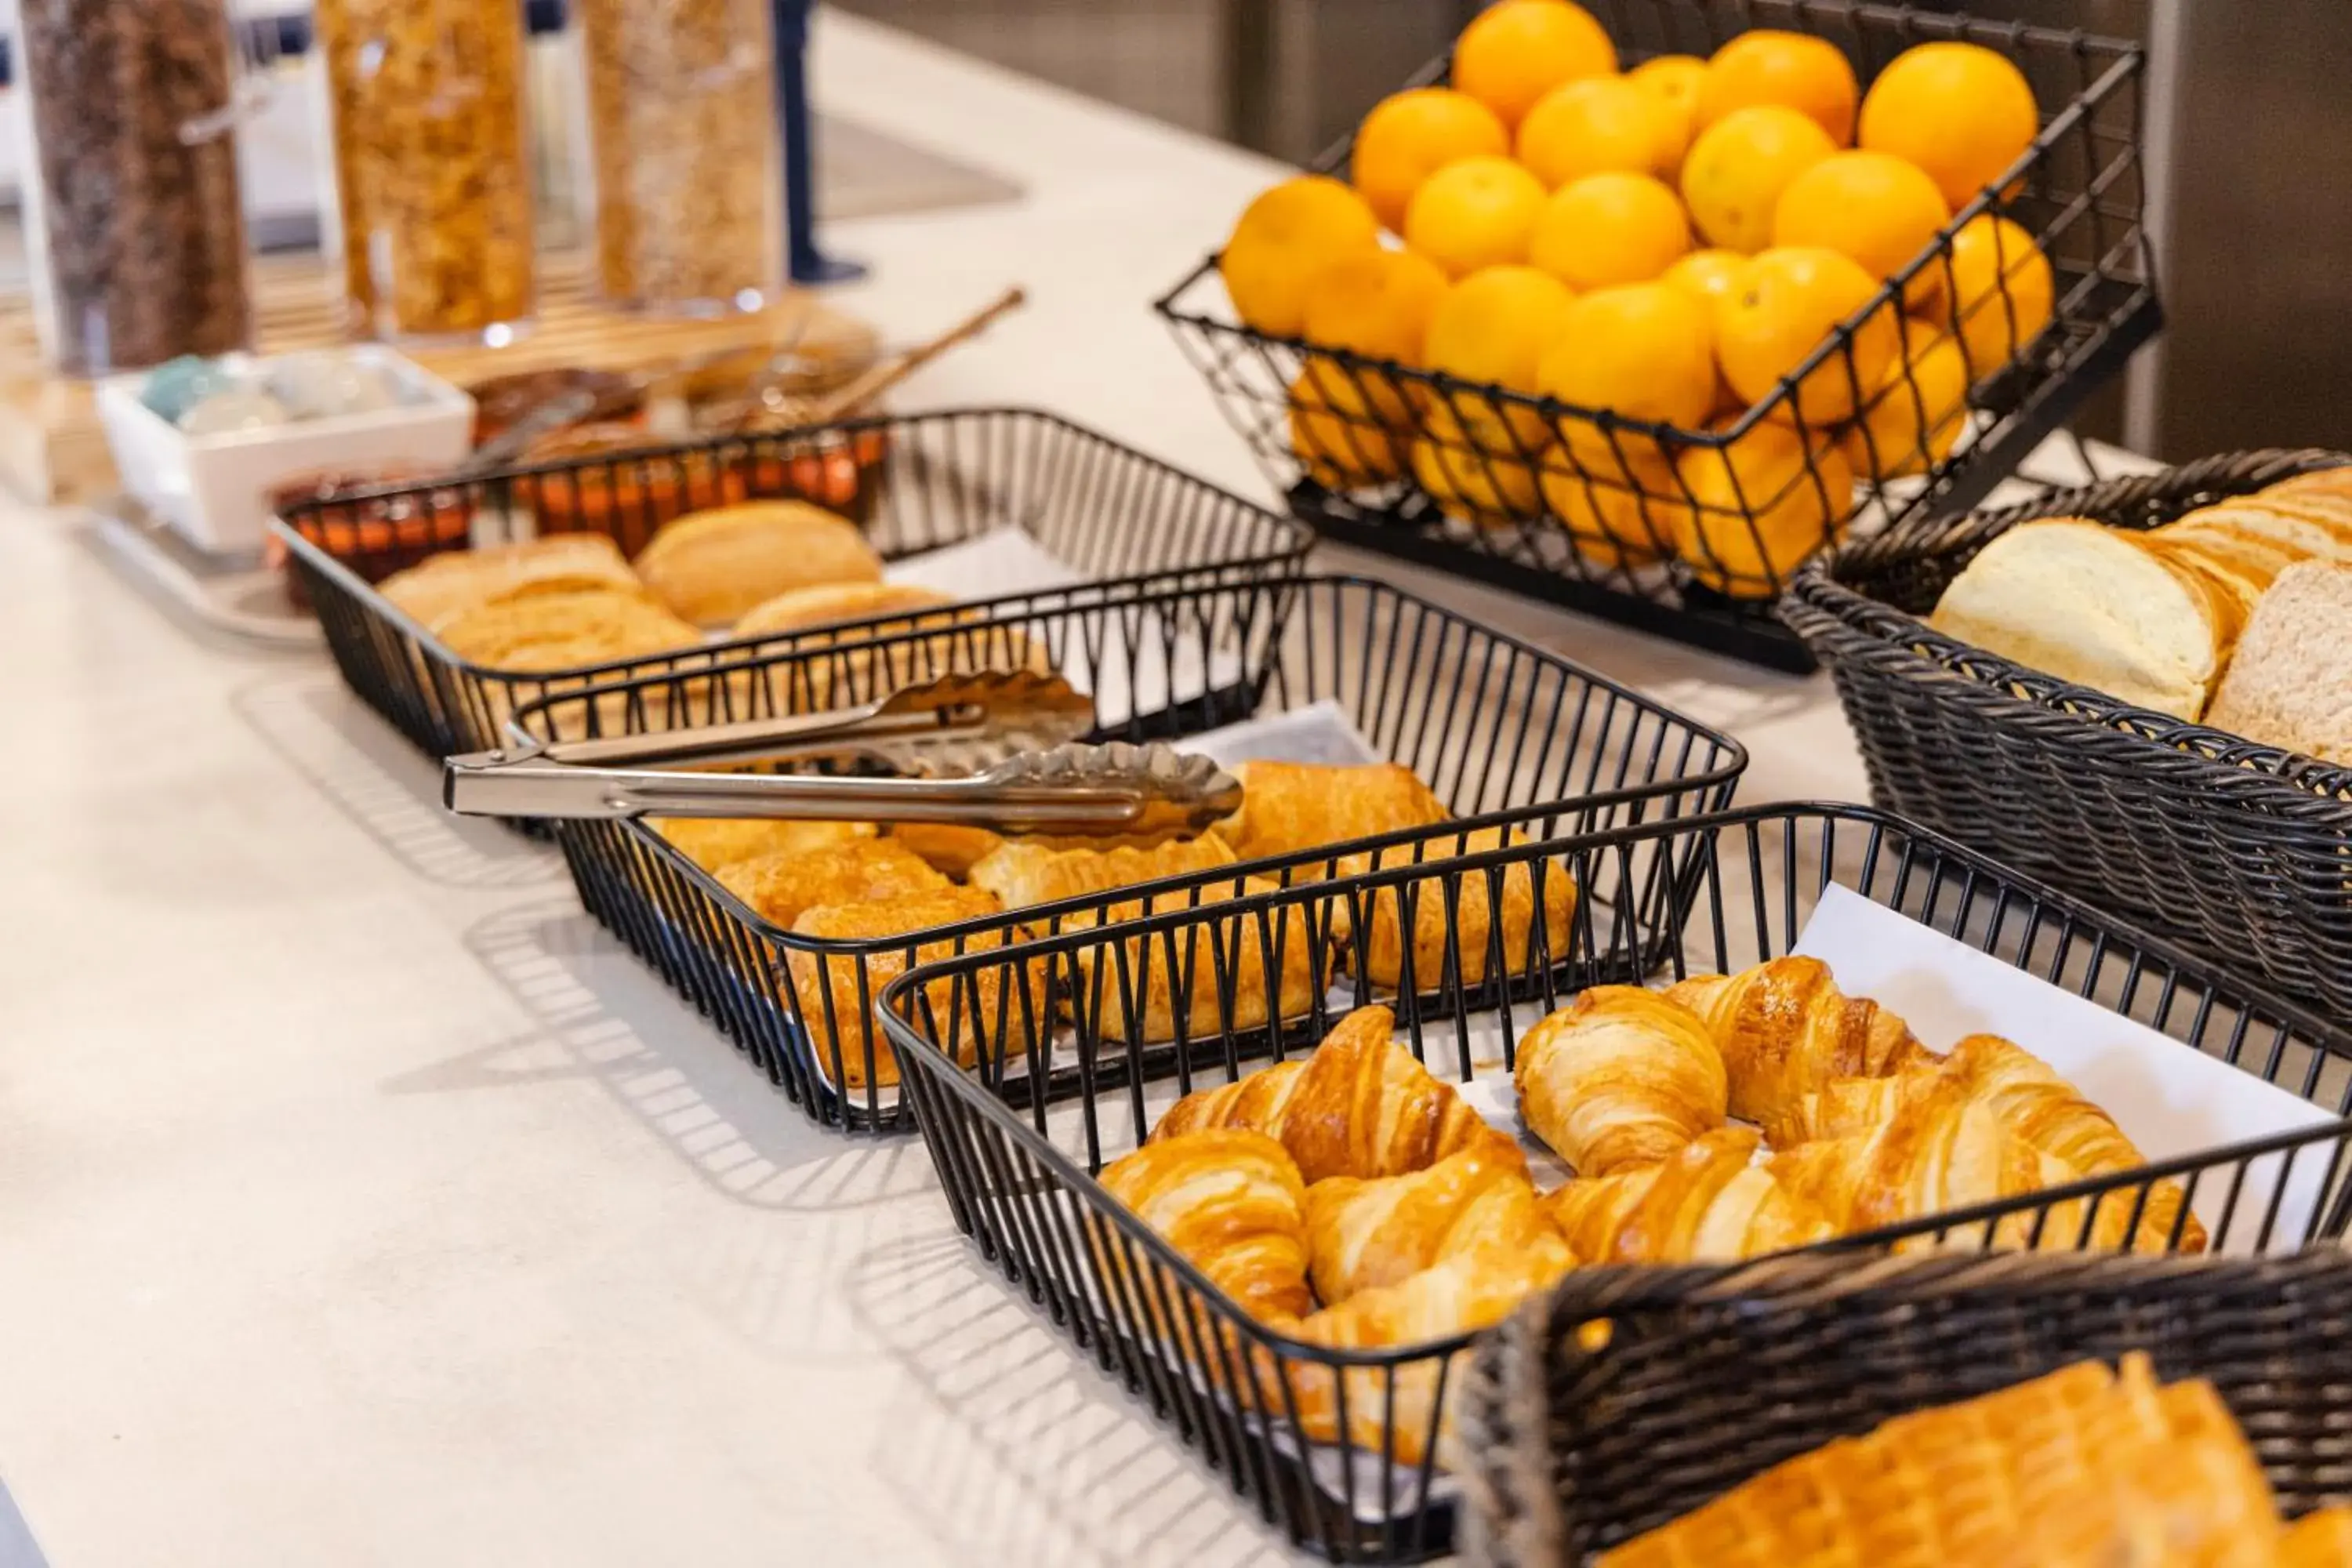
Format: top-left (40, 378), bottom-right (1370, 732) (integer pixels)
top-left (1929, 517), bottom-right (2234, 720)
top-left (2203, 560), bottom-right (2352, 765)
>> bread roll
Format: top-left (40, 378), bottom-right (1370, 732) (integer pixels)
top-left (2204, 560), bottom-right (2352, 765)
top-left (379, 534), bottom-right (643, 633)
top-left (634, 501), bottom-right (884, 626)
top-left (732, 582), bottom-right (956, 640)
top-left (1929, 518), bottom-right (2234, 720)
top-left (435, 587), bottom-right (702, 673)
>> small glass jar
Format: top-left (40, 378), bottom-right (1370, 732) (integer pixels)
top-left (16, 0), bottom-right (255, 376)
top-left (314, 0), bottom-right (536, 343)
top-left (578, 0), bottom-right (780, 315)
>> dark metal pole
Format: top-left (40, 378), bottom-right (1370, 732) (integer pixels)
top-left (771, 0), bottom-right (865, 284)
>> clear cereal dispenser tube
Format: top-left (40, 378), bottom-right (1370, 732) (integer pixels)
top-left (16, 0), bottom-right (256, 376)
top-left (314, 0), bottom-right (537, 343)
top-left (577, 0), bottom-right (781, 315)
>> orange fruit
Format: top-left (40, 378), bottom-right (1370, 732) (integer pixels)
top-left (1714, 245), bottom-right (1899, 424)
top-left (1528, 172), bottom-right (1692, 292)
top-left (1450, 0), bottom-right (1618, 131)
top-left (1672, 417), bottom-right (1855, 595)
top-left (1541, 444), bottom-right (1683, 566)
top-left (1404, 155), bottom-right (1549, 278)
top-left (1696, 30), bottom-right (1859, 145)
top-left (1351, 87), bottom-right (1512, 233)
top-left (1534, 281), bottom-right (1716, 467)
top-left (1661, 248), bottom-right (1751, 310)
top-left (1413, 403), bottom-right (1545, 527)
top-left (1422, 263), bottom-right (1579, 449)
top-left (1939, 213), bottom-right (2053, 375)
top-left (1290, 363), bottom-right (1410, 489)
top-left (1300, 247), bottom-right (1451, 416)
top-left (1679, 104), bottom-right (1836, 254)
top-left (1771, 149), bottom-right (1953, 312)
top-left (1516, 77), bottom-right (1678, 188)
top-left (1220, 176), bottom-right (1381, 337)
top-left (1628, 54), bottom-right (1707, 172)
top-left (1840, 327), bottom-right (1973, 481)
top-left (1859, 42), bottom-right (2039, 211)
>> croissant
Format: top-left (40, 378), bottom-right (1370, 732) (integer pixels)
top-left (1597, 1355), bottom-right (2285, 1568)
top-left (652, 817), bottom-right (876, 877)
top-left (1766, 1075), bottom-right (2067, 1247)
top-left (1541, 1127), bottom-right (1834, 1263)
top-left (1214, 760), bottom-right (1451, 865)
top-left (783, 886), bottom-right (1044, 1089)
top-left (1514, 987), bottom-right (1729, 1178)
top-left (884, 822), bottom-right (1006, 878)
top-left (1153, 1005), bottom-right (1528, 1183)
top-left (1336, 826), bottom-right (1580, 989)
top-left (1666, 956), bottom-right (1929, 1126)
top-left (1066, 875), bottom-right (1328, 1044)
top-left (1261, 1241), bottom-right (1573, 1467)
top-left (2282, 1508), bottom-right (2352, 1566)
top-left (1772, 1035), bottom-right (2208, 1254)
top-left (1094, 1129), bottom-right (1313, 1327)
top-left (1304, 1146), bottom-right (1568, 1303)
top-left (717, 838), bottom-right (949, 928)
top-left (971, 831), bottom-right (1240, 915)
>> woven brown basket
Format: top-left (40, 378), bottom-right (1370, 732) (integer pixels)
top-left (1459, 1247), bottom-right (2352, 1567)
top-left (1783, 447), bottom-right (2352, 1016)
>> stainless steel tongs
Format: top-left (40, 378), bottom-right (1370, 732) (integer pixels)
top-left (441, 670), bottom-right (1243, 844)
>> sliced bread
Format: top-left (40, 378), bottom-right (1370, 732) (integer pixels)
top-left (1930, 517), bottom-right (2233, 720)
top-left (2181, 499), bottom-right (2352, 564)
top-left (2203, 560), bottom-right (2352, 765)
top-left (2258, 466), bottom-right (2352, 507)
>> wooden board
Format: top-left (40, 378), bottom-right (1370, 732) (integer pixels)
top-left (0, 250), bottom-right (879, 506)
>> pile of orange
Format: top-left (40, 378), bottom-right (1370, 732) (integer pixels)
top-left (1218, 0), bottom-right (2058, 595)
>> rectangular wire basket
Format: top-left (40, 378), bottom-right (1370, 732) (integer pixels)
top-left (510, 572), bottom-right (1747, 1134)
top-left (876, 803), bottom-right (2352, 1563)
top-left (1458, 1247), bottom-right (2352, 1566)
top-left (1782, 447), bottom-right (2352, 1018)
top-left (1157, 0), bottom-right (2160, 671)
top-left (273, 406), bottom-right (1314, 765)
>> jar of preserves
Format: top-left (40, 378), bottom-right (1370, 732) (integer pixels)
top-left (16, 0), bottom-right (255, 376)
top-left (578, 0), bottom-right (780, 314)
top-left (314, 0), bottom-right (536, 343)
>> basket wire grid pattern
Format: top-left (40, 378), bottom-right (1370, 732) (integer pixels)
top-left (1783, 448), bottom-right (2352, 1018)
top-left (1156, 0), bottom-right (2160, 671)
top-left (512, 572), bottom-right (1748, 1134)
top-left (273, 406), bottom-right (1314, 769)
top-left (875, 803), bottom-right (2352, 1563)
top-left (1458, 1247), bottom-right (2352, 1566)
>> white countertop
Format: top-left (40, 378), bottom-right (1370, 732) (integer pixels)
top-left (0, 15), bottom-right (2151, 1566)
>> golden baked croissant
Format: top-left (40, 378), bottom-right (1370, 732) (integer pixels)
top-left (971, 831), bottom-right (1240, 915)
top-left (1541, 1127), bottom-right (1834, 1263)
top-left (1514, 986), bottom-right (1730, 1178)
top-left (1065, 875), bottom-right (1327, 1044)
top-left (716, 838), bottom-right (949, 927)
top-left (1214, 760), bottom-right (1451, 865)
top-left (2282, 1508), bottom-right (2352, 1566)
top-left (1666, 956), bottom-right (1929, 1126)
top-left (1597, 1354), bottom-right (2286, 1568)
top-left (651, 817), bottom-right (876, 877)
top-left (1152, 1005), bottom-right (1528, 1183)
top-left (884, 822), bottom-right (1006, 878)
top-left (1095, 1128), bottom-right (1313, 1325)
top-left (783, 885), bottom-right (1041, 1089)
top-left (1303, 1146), bottom-right (1569, 1303)
top-left (1772, 1035), bottom-right (2209, 1254)
top-left (1262, 1240), bottom-right (1574, 1467)
top-left (1766, 1075), bottom-right (2063, 1245)
top-left (1337, 826), bottom-right (1580, 989)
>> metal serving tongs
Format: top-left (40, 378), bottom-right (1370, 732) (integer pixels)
top-left (441, 670), bottom-right (1242, 844)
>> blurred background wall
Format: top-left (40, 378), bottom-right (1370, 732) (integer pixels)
top-left (834, 0), bottom-right (2352, 460)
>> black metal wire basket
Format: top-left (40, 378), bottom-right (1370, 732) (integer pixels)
top-left (273, 407), bottom-right (1315, 764)
top-left (511, 572), bottom-right (1747, 1134)
top-left (1783, 448), bottom-right (2352, 1018)
top-left (1157, 0), bottom-right (2160, 671)
top-left (877, 802), bottom-right (2352, 1563)
top-left (1458, 1247), bottom-right (2352, 1566)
